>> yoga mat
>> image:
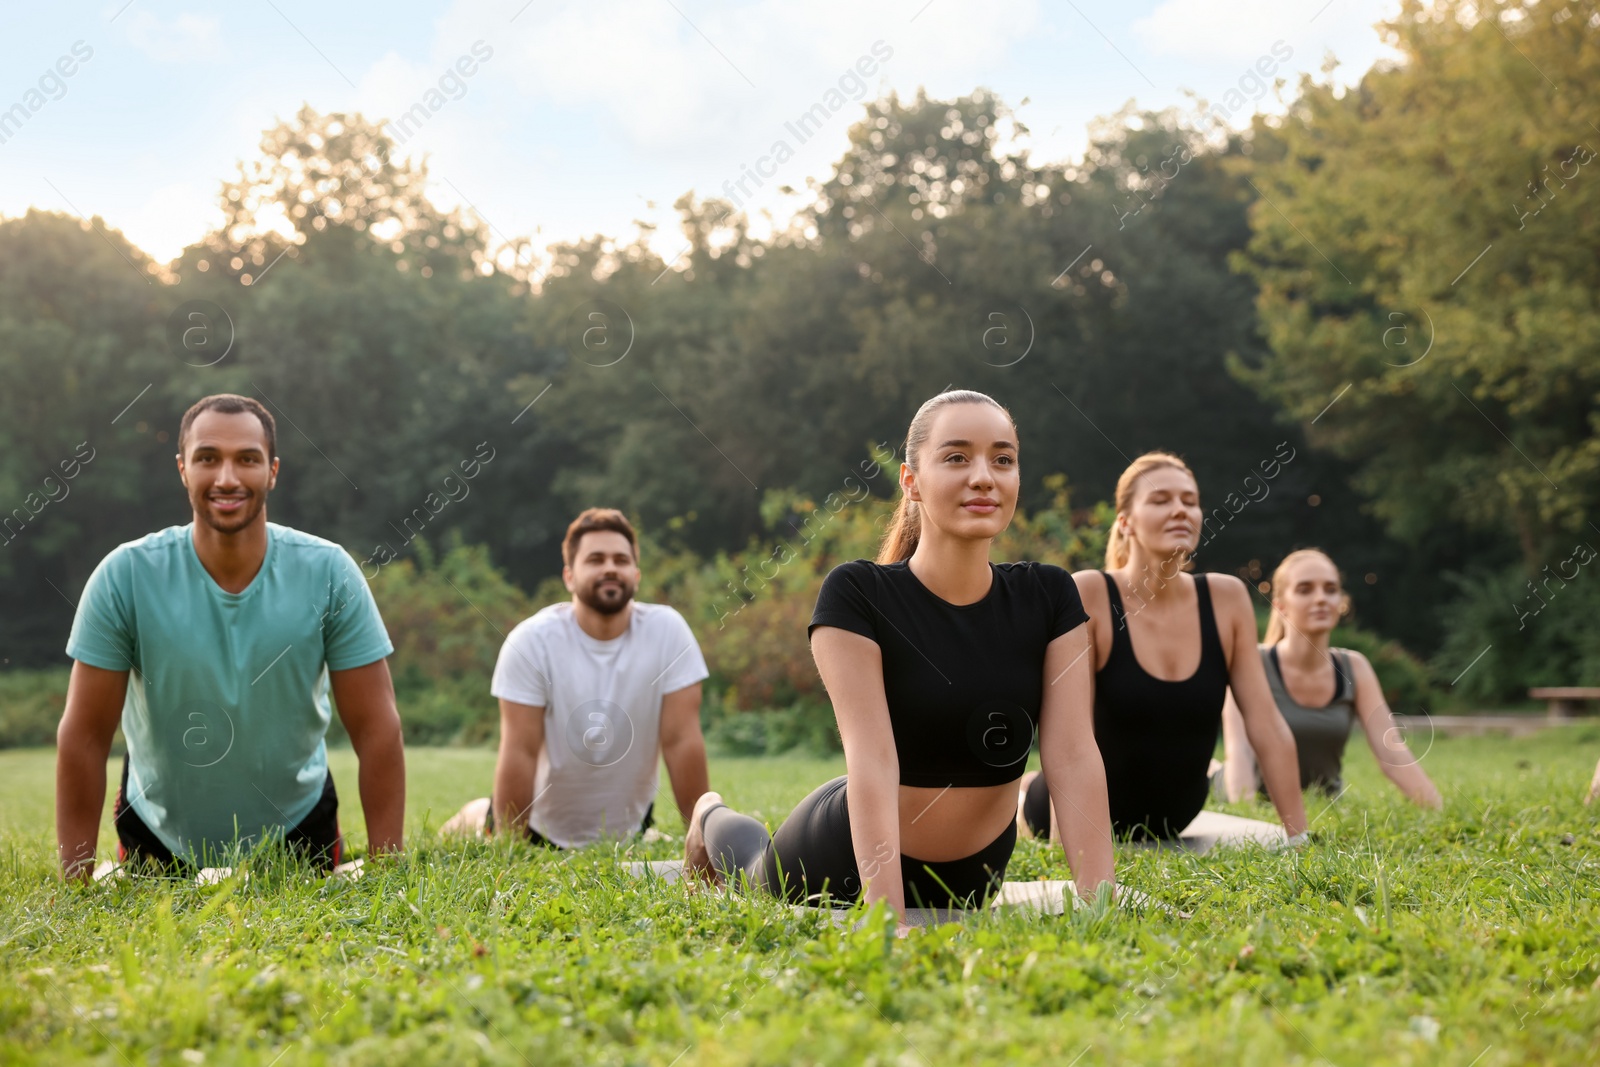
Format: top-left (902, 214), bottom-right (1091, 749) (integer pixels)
top-left (624, 860), bottom-right (1164, 926)
top-left (625, 809), bottom-right (1283, 885)
top-left (90, 858), bottom-right (365, 884)
top-left (1149, 809), bottom-right (1287, 854)
top-left (624, 808), bottom-right (1283, 926)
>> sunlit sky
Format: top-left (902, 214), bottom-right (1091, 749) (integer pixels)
top-left (0, 0), bottom-right (1400, 266)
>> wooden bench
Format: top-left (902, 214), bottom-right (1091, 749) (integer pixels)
top-left (1529, 687), bottom-right (1600, 719)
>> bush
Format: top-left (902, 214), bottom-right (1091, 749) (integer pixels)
top-left (0, 667), bottom-right (68, 748)
top-left (1329, 622), bottom-right (1436, 714)
top-left (2, 479), bottom-right (1452, 752)
top-left (1249, 605), bottom-right (1438, 714)
top-left (1432, 561), bottom-right (1600, 706)
top-left (701, 693), bottom-right (842, 758)
top-left (367, 536), bottom-right (542, 744)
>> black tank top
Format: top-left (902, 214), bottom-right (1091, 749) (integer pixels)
top-left (1092, 571), bottom-right (1231, 839)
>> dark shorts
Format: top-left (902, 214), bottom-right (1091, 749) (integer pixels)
top-left (484, 796), bottom-right (654, 848)
top-left (752, 775), bottom-right (1015, 909)
top-left (113, 756), bottom-right (344, 873)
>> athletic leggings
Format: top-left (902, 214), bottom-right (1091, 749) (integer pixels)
top-left (700, 775), bottom-right (1015, 909)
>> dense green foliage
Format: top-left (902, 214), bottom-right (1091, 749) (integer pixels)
top-left (0, 477), bottom-right (1482, 754)
top-left (1237, 1), bottom-right (1600, 565)
top-left (3, 0), bottom-right (1594, 702)
top-left (2, 731), bottom-right (1598, 1065)
top-left (367, 538), bottom-right (538, 745)
top-left (0, 668), bottom-right (67, 749)
top-left (0, 91), bottom-right (1424, 670)
top-left (1234, 0), bottom-right (1600, 696)
top-left (1435, 562), bottom-right (1600, 704)
top-left (0, 480), bottom-right (1447, 752)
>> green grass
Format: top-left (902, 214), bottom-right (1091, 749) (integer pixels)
top-left (3, 729), bottom-right (1599, 1065)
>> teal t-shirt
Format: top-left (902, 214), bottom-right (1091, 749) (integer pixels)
top-left (66, 522), bottom-right (393, 862)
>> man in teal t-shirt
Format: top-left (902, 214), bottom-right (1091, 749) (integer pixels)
top-left (56, 394), bottom-right (406, 878)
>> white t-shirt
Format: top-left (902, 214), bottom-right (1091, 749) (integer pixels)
top-left (490, 601), bottom-right (709, 847)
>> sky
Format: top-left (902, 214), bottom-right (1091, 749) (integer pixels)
top-left (0, 0), bottom-right (1402, 267)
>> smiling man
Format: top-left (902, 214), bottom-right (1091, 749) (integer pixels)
top-left (441, 508), bottom-right (710, 848)
top-left (55, 393), bottom-right (405, 880)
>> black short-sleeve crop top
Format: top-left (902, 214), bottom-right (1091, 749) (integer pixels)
top-left (808, 558), bottom-right (1090, 788)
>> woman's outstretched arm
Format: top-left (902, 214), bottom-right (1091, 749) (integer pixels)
top-left (1037, 622), bottom-right (1116, 898)
top-left (1213, 576), bottom-right (1308, 837)
top-left (1219, 688), bottom-right (1260, 803)
top-left (810, 626), bottom-right (906, 922)
top-left (1349, 652), bottom-right (1442, 809)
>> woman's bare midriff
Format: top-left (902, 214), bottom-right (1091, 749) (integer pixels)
top-left (896, 781), bottom-right (1019, 861)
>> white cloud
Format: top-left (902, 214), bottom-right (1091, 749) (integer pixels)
top-left (125, 11), bottom-right (225, 64)
top-left (118, 180), bottom-right (226, 263)
top-left (894, 0), bottom-right (1041, 75)
top-left (1134, 0), bottom-right (1398, 62)
top-left (1134, 0), bottom-right (1294, 60)
top-left (473, 0), bottom-right (1039, 150)
top-left (356, 50), bottom-right (450, 138)
top-left (375, 0), bottom-right (1042, 267)
top-left (512, 0), bottom-right (715, 147)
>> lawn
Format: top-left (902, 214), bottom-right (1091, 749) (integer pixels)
top-left (2, 728), bottom-right (1598, 1065)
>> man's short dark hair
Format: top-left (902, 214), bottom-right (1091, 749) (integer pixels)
top-left (562, 508), bottom-right (638, 568)
top-left (178, 394), bottom-right (277, 459)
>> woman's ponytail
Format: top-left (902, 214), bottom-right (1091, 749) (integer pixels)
top-left (877, 496), bottom-right (920, 564)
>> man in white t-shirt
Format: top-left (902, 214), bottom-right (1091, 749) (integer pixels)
top-left (441, 508), bottom-right (711, 847)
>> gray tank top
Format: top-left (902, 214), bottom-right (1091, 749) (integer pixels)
top-left (1261, 645), bottom-right (1355, 794)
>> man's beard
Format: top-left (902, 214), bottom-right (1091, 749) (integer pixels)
top-left (197, 489), bottom-right (267, 534)
top-left (576, 577), bottom-right (634, 615)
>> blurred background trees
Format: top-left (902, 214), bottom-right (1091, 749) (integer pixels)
top-left (2, 0), bottom-right (1594, 734)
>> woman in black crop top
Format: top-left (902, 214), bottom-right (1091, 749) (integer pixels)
top-left (1018, 451), bottom-right (1309, 842)
top-left (1218, 549), bottom-right (1442, 807)
top-left (683, 390), bottom-right (1116, 926)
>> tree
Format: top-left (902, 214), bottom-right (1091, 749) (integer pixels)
top-left (0, 210), bottom-right (171, 663)
top-left (180, 105), bottom-right (498, 287)
top-left (1234, 0), bottom-right (1600, 569)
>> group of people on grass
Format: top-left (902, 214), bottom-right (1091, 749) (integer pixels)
top-left (57, 390), bottom-right (1589, 931)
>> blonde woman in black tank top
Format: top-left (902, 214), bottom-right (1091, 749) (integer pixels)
top-left (1220, 550), bottom-right (1442, 808)
top-left (1018, 452), bottom-right (1309, 841)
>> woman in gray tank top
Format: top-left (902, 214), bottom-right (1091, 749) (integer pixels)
top-left (1219, 550), bottom-right (1441, 808)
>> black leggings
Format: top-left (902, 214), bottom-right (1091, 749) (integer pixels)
top-left (113, 756), bottom-right (344, 872)
top-left (701, 776), bottom-right (1015, 909)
